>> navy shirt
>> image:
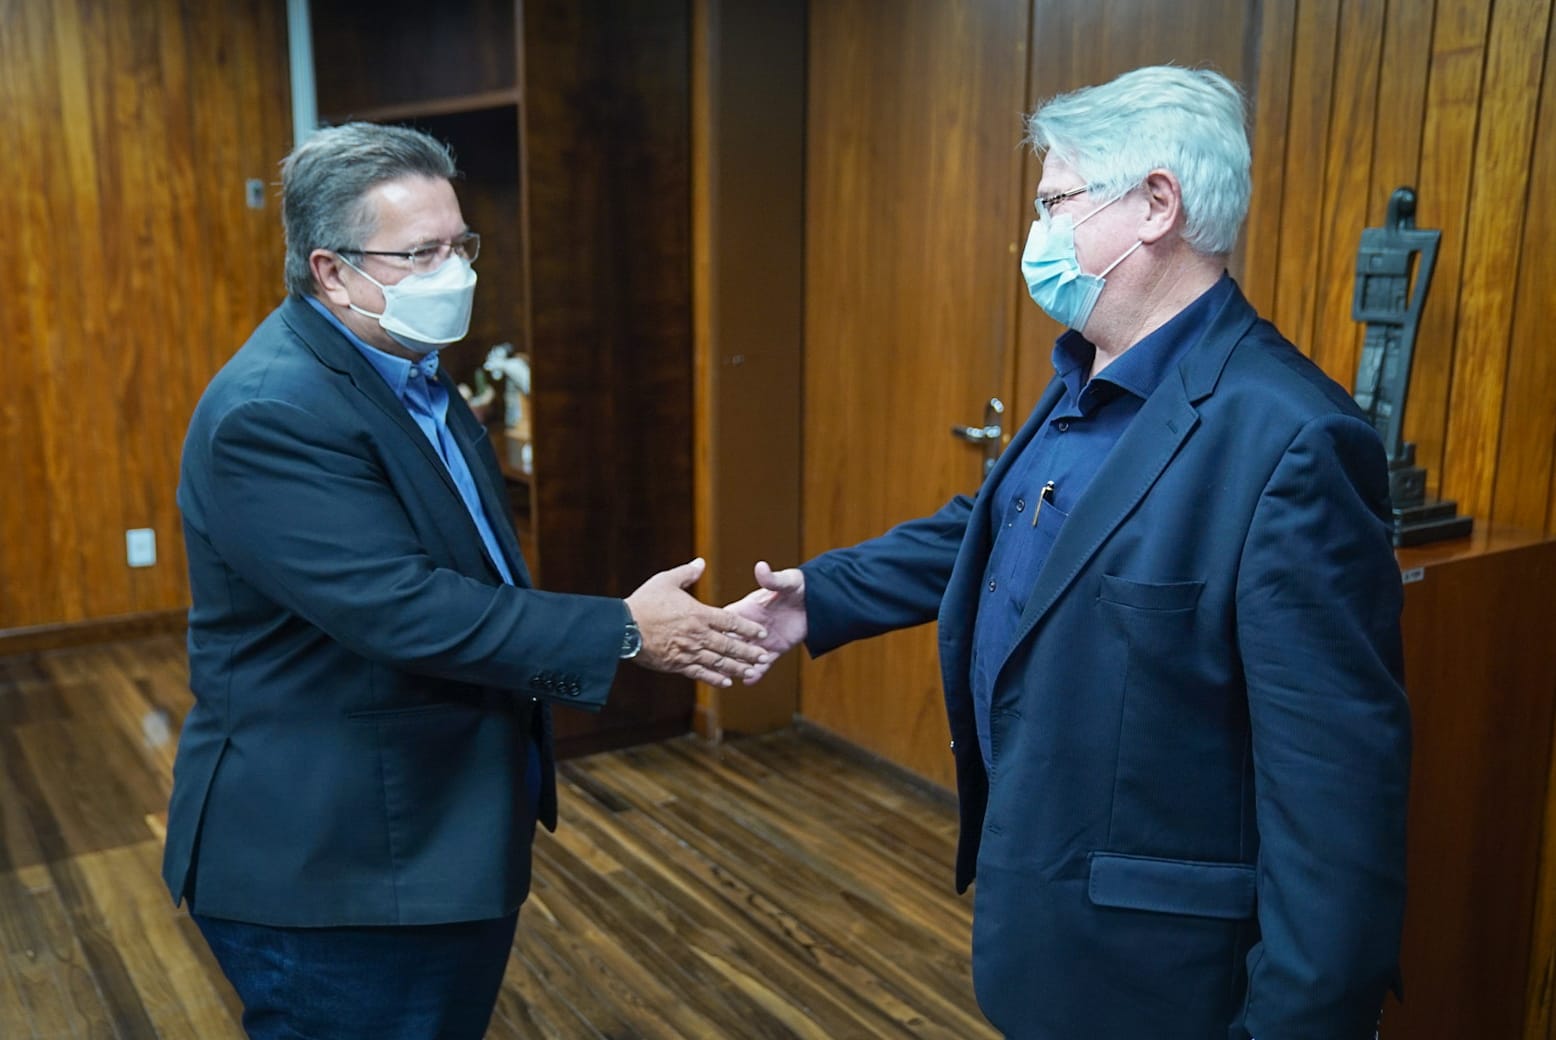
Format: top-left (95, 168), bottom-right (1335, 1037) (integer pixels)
top-left (969, 274), bottom-right (1235, 774)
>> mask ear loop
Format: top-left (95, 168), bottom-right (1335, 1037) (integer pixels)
top-left (1071, 189), bottom-right (1144, 279)
top-left (1072, 189), bottom-right (1124, 228)
top-left (337, 253), bottom-right (387, 290)
top-left (336, 254), bottom-right (391, 322)
top-left (1099, 238), bottom-right (1143, 278)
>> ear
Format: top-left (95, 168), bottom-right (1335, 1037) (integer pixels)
top-left (1138, 169), bottom-right (1183, 246)
top-left (310, 248), bottom-right (353, 307)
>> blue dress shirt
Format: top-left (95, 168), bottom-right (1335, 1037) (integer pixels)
top-left (969, 275), bottom-right (1236, 774)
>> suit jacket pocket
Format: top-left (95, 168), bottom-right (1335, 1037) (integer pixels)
top-left (1087, 852), bottom-right (1256, 920)
top-left (1098, 574), bottom-right (1204, 612)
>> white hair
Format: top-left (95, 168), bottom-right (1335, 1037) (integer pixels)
top-left (1025, 65), bottom-right (1251, 256)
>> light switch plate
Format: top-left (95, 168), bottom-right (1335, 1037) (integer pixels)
top-left (126, 528), bottom-right (157, 568)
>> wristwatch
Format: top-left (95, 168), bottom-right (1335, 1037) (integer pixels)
top-left (619, 619), bottom-right (642, 660)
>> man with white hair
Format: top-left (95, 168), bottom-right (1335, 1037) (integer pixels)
top-left (732, 66), bottom-right (1410, 1038)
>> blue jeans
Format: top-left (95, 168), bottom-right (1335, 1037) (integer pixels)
top-left (193, 911), bottom-right (520, 1039)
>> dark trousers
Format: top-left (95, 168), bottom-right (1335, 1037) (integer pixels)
top-left (193, 911), bottom-right (520, 1040)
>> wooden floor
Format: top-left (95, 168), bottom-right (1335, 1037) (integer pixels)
top-left (0, 636), bottom-right (995, 1038)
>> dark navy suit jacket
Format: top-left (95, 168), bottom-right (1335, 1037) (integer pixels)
top-left (164, 295), bottom-right (627, 926)
top-left (802, 284), bottom-right (1410, 1039)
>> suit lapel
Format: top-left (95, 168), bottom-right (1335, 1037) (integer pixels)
top-left (281, 298), bottom-right (462, 499)
top-left (280, 297), bottom-right (530, 585)
top-left (999, 379), bottom-right (1199, 674)
top-left (441, 375), bottom-right (534, 587)
top-left (991, 284), bottom-right (1260, 683)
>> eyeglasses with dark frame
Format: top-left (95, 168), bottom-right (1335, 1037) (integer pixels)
top-left (335, 232), bottom-right (481, 274)
top-left (1033, 185), bottom-right (1090, 218)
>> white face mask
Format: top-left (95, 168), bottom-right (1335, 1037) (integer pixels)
top-left (343, 255), bottom-right (478, 353)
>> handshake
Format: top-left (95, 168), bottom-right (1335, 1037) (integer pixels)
top-left (622, 559), bottom-right (807, 688)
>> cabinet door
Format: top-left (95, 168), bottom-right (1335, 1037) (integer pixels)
top-left (522, 0), bottom-right (697, 757)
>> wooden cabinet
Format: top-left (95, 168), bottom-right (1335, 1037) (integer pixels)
top-left (1381, 528), bottom-right (1556, 1039)
top-left (309, 0), bottom-right (696, 757)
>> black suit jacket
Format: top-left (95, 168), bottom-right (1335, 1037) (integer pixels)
top-left (163, 295), bottom-right (627, 926)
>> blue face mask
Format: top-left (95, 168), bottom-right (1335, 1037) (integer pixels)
top-left (1020, 192), bottom-right (1142, 332)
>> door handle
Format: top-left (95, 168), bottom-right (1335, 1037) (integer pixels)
top-left (951, 397), bottom-right (1005, 476)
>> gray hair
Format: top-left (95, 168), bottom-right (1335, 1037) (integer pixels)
top-left (1025, 66), bottom-right (1251, 256)
top-left (280, 122), bottom-right (459, 296)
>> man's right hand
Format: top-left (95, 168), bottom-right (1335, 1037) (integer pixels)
top-left (722, 561), bottom-right (807, 684)
top-left (624, 558), bottom-right (773, 688)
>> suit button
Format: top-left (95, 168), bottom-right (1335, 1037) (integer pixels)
top-left (1015, 498), bottom-right (1025, 512)
top-left (988, 580), bottom-right (997, 592)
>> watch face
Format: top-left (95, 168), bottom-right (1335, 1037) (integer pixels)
top-left (621, 622), bottom-right (642, 659)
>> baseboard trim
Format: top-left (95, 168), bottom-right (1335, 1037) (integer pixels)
top-left (789, 717), bottom-right (958, 808)
top-left (0, 609), bottom-right (187, 657)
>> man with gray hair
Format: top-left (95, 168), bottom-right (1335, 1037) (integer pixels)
top-left (164, 121), bottom-right (771, 1038)
top-left (731, 66), bottom-right (1410, 1038)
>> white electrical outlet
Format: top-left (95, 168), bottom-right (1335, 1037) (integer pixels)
top-left (126, 528), bottom-right (157, 568)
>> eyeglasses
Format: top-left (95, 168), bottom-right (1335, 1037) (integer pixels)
top-left (1034, 186), bottom-right (1090, 219)
top-left (336, 232), bottom-right (481, 274)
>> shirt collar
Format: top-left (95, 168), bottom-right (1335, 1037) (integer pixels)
top-left (1050, 272), bottom-right (1235, 403)
top-left (304, 295), bottom-right (440, 398)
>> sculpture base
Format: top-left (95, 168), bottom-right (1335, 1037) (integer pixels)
top-left (1393, 498), bottom-right (1474, 547)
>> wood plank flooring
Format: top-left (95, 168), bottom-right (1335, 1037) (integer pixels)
top-left (0, 636), bottom-right (995, 1038)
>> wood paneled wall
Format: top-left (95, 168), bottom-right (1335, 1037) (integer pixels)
top-left (1245, 0), bottom-right (1556, 536)
top-left (798, 0), bottom-right (1556, 772)
top-left (0, 0), bottom-right (293, 633)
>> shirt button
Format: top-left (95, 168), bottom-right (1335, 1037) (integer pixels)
top-left (1015, 498), bottom-right (1025, 512)
top-left (988, 580), bottom-right (997, 592)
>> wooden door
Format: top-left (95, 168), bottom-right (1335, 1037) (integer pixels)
top-left (800, 1), bottom-right (1254, 787)
top-left (802, 0), bottom-right (1032, 788)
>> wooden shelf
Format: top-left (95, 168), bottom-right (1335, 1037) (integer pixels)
top-left (309, 0), bottom-right (518, 118)
top-left (1394, 521), bottom-right (1536, 570)
top-left (321, 88), bottom-right (521, 126)
top-left (489, 427), bottom-right (532, 485)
